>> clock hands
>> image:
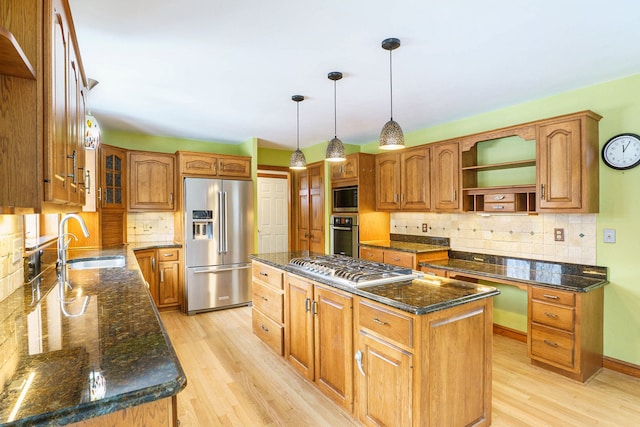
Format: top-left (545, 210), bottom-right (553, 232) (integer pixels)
top-left (623, 141), bottom-right (630, 153)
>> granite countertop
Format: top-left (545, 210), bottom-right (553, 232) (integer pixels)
top-left (420, 251), bottom-right (608, 293)
top-left (359, 240), bottom-right (450, 254)
top-left (249, 252), bottom-right (499, 315)
top-left (0, 246), bottom-right (186, 426)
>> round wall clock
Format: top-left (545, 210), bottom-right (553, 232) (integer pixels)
top-left (602, 133), bottom-right (640, 170)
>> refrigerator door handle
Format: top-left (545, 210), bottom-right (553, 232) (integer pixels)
top-left (223, 191), bottom-right (229, 253)
top-left (192, 265), bottom-right (251, 274)
top-left (217, 191), bottom-right (224, 254)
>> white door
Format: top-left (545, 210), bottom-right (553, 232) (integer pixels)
top-left (257, 176), bottom-right (289, 253)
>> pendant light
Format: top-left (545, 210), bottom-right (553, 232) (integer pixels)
top-left (379, 38), bottom-right (405, 150)
top-left (289, 95), bottom-right (307, 170)
top-left (325, 71), bottom-right (346, 162)
top-left (84, 78), bottom-right (101, 150)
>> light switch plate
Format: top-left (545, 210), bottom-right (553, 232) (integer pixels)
top-left (604, 228), bottom-right (616, 243)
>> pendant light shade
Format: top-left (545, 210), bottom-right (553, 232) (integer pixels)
top-left (84, 78), bottom-right (101, 150)
top-left (379, 38), bottom-right (405, 150)
top-left (325, 71), bottom-right (346, 162)
top-left (289, 95), bottom-right (307, 170)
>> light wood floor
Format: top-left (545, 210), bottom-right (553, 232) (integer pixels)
top-left (161, 307), bottom-right (640, 426)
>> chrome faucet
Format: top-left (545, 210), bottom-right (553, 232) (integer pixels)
top-left (57, 213), bottom-right (90, 285)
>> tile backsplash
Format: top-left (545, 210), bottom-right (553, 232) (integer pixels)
top-left (127, 212), bottom-right (175, 243)
top-left (0, 215), bottom-right (24, 304)
top-left (390, 212), bottom-right (596, 265)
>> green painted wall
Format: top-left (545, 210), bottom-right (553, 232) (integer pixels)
top-left (257, 147), bottom-right (292, 167)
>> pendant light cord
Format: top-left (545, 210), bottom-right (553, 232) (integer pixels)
top-left (296, 101), bottom-right (300, 150)
top-left (334, 79), bottom-right (338, 138)
top-left (389, 48), bottom-right (394, 121)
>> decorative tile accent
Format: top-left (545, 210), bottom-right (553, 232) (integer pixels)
top-left (127, 212), bottom-right (175, 243)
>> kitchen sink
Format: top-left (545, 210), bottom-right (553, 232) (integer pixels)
top-left (67, 255), bottom-right (126, 270)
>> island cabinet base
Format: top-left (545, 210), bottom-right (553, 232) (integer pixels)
top-left (67, 396), bottom-right (177, 427)
top-left (353, 297), bottom-right (493, 427)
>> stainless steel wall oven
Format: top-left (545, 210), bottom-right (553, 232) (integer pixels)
top-left (330, 214), bottom-right (359, 258)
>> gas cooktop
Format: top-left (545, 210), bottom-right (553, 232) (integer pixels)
top-left (288, 255), bottom-right (423, 288)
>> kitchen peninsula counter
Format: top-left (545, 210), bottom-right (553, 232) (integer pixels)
top-left (420, 250), bottom-right (608, 292)
top-left (0, 245), bottom-right (186, 426)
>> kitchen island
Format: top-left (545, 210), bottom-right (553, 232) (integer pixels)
top-left (250, 252), bottom-right (499, 426)
top-left (0, 245), bottom-right (186, 426)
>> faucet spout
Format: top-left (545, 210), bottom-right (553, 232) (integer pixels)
top-left (58, 214), bottom-right (90, 286)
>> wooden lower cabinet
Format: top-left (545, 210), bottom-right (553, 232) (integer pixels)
top-left (354, 297), bottom-right (493, 427)
top-left (284, 274), bottom-right (353, 411)
top-left (528, 285), bottom-right (603, 382)
top-left (252, 261), bottom-right (285, 355)
top-left (135, 247), bottom-right (182, 310)
top-left (360, 247), bottom-right (449, 269)
top-left (67, 396), bottom-right (177, 427)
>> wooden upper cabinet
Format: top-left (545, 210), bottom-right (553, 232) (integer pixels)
top-left (100, 144), bottom-right (127, 210)
top-left (330, 154), bottom-right (359, 184)
top-left (536, 111), bottom-right (601, 213)
top-left (177, 151), bottom-right (251, 179)
top-left (218, 156), bottom-right (251, 178)
top-left (375, 152), bottom-right (402, 210)
top-left (432, 141), bottom-right (460, 211)
top-left (400, 146), bottom-right (431, 211)
top-left (128, 151), bottom-right (176, 211)
top-left (375, 147), bottom-right (431, 211)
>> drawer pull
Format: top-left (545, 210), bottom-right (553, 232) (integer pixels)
top-left (544, 312), bottom-right (559, 319)
top-left (259, 271), bottom-right (269, 277)
top-left (162, 253), bottom-right (173, 257)
top-left (493, 195), bottom-right (505, 201)
top-left (305, 298), bottom-right (311, 312)
top-left (492, 205), bottom-right (505, 210)
top-left (542, 294), bottom-right (559, 300)
top-left (543, 339), bottom-right (558, 348)
top-left (261, 296), bottom-right (268, 302)
top-left (373, 317), bottom-right (389, 326)
top-left (261, 324), bottom-right (269, 332)
top-left (392, 257), bottom-right (400, 261)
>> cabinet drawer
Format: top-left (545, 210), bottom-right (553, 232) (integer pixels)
top-left (530, 324), bottom-right (574, 368)
top-left (482, 202), bottom-right (515, 212)
top-left (485, 192), bottom-right (515, 203)
top-left (360, 247), bottom-right (384, 263)
top-left (252, 308), bottom-right (284, 356)
top-left (383, 250), bottom-right (415, 268)
top-left (158, 248), bottom-right (179, 261)
top-left (252, 262), bottom-right (284, 290)
top-left (358, 300), bottom-right (413, 348)
top-left (252, 281), bottom-right (284, 323)
top-left (531, 302), bottom-right (574, 331)
top-left (420, 266), bottom-right (448, 278)
top-left (531, 287), bottom-right (575, 307)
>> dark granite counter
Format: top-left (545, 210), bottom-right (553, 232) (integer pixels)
top-left (249, 252), bottom-right (499, 315)
top-left (0, 245), bottom-right (186, 426)
top-left (420, 250), bottom-right (608, 292)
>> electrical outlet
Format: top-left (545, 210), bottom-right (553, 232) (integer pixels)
top-left (604, 228), bottom-right (616, 243)
top-left (422, 223), bottom-right (428, 232)
top-left (554, 228), bottom-right (565, 242)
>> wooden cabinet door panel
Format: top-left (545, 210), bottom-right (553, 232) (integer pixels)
top-left (129, 152), bottom-right (175, 211)
top-left (537, 119), bottom-right (582, 210)
top-left (285, 275), bottom-right (314, 380)
top-left (101, 145), bottom-right (126, 209)
top-left (135, 249), bottom-right (157, 303)
top-left (314, 285), bottom-right (353, 411)
top-left (432, 141), bottom-right (460, 211)
top-left (401, 147), bottom-right (431, 210)
top-left (356, 333), bottom-right (412, 427)
top-left (218, 156), bottom-right (251, 178)
top-left (158, 261), bottom-right (180, 306)
top-left (375, 153), bottom-right (401, 210)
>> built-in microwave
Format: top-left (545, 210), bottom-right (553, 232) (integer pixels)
top-left (332, 186), bottom-right (358, 212)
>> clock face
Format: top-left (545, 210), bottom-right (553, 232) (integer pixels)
top-left (602, 133), bottom-right (640, 170)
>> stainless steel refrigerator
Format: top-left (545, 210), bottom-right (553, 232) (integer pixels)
top-left (184, 177), bottom-right (254, 314)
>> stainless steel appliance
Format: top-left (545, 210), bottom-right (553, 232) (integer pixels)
top-left (184, 177), bottom-right (254, 314)
top-left (332, 185), bottom-right (358, 212)
top-left (288, 254), bottom-right (422, 288)
top-left (330, 214), bottom-right (359, 258)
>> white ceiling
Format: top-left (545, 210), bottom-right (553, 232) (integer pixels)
top-left (68, 0), bottom-right (640, 150)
